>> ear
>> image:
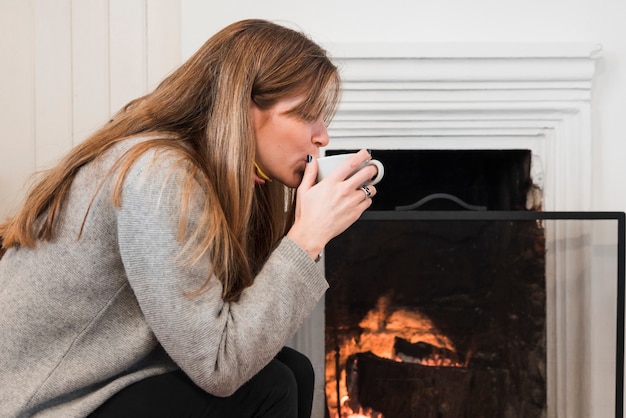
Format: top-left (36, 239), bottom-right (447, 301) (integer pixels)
top-left (249, 98), bottom-right (270, 129)
top-left (249, 98), bottom-right (259, 125)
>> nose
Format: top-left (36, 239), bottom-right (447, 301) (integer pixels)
top-left (312, 120), bottom-right (330, 147)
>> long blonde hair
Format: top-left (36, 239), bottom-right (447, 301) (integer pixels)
top-left (0, 19), bottom-right (341, 301)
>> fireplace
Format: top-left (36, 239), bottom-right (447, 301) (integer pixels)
top-left (285, 43), bottom-right (626, 418)
top-left (322, 210), bottom-right (623, 418)
top-left (325, 214), bottom-right (546, 417)
top-left (322, 148), bottom-right (546, 418)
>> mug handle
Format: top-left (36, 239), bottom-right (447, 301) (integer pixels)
top-left (364, 159), bottom-right (384, 186)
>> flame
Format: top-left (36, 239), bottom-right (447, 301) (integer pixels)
top-left (326, 295), bottom-right (459, 418)
top-left (340, 396), bottom-right (384, 418)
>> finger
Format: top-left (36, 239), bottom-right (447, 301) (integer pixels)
top-left (325, 150), bottom-right (372, 183)
top-left (364, 184), bottom-right (376, 198)
top-left (357, 188), bottom-right (374, 209)
top-left (345, 150), bottom-right (379, 188)
top-left (357, 184), bottom-right (376, 201)
top-left (347, 164), bottom-right (380, 189)
top-left (299, 155), bottom-right (318, 190)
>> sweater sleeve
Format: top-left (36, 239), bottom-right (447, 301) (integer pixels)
top-left (115, 151), bottom-right (328, 396)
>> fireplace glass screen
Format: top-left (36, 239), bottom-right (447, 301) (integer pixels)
top-left (324, 211), bottom-right (624, 418)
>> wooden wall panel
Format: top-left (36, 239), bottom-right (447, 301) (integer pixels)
top-left (147, 0), bottom-right (181, 90)
top-left (0, 1), bottom-right (35, 216)
top-left (72, 0), bottom-right (111, 143)
top-left (34, 0), bottom-right (73, 170)
top-left (109, 0), bottom-right (147, 115)
top-left (0, 0), bottom-right (182, 219)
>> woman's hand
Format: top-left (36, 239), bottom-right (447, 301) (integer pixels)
top-left (286, 149), bottom-right (377, 262)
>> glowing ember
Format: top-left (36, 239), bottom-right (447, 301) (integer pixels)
top-left (340, 396), bottom-right (383, 418)
top-left (326, 295), bottom-right (462, 418)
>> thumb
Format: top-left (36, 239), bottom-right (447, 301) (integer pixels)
top-left (299, 155), bottom-right (318, 189)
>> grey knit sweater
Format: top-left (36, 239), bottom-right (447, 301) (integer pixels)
top-left (0, 140), bottom-right (328, 417)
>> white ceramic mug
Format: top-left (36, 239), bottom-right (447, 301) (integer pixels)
top-left (316, 153), bottom-right (384, 186)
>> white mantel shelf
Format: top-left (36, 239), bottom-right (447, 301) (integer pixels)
top-left (324, 42), bottom-right (602, 59)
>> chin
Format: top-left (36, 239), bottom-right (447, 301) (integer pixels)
top-left (284, 173), bottom-right (304, 189)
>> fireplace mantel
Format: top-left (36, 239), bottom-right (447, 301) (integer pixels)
top-left (290, 43), bottom-right (610, 418)
top-left (323, 42), bottom-right (602, 211)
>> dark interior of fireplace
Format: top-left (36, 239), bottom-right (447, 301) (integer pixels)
top-left (331, 149), bottom-right (536, 211)
top-left (323, 149), bottom-right (546, 418)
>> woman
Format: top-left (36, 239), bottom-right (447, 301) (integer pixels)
top-left (0, 19), bottom-right (377, 418)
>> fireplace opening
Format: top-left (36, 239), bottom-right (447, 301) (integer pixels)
top-left (325, 149), bottom-right (540, 212)
top-left (323, 149), bottom-right (546, 418)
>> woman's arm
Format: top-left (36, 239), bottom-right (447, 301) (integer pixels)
top-left (115, 151), bottom-right (328, 396)
top-left (287, 149), bottom-right (375, 261)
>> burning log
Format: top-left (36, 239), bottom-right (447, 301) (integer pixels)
top-left (392, 337), bottom-right (460, 366)
top-left (347, 352), bottom-right (509, 418)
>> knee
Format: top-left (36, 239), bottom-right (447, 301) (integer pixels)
top-left (255, 359), bottom-right (298, 402)
top-left (277, 347), bottom-right (314, 388)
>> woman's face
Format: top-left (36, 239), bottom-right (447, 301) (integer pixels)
top-left (251, 96), bottom-right (329, 188)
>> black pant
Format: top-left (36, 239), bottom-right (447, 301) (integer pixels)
top-left (90, 347), bottom-right (314, 418)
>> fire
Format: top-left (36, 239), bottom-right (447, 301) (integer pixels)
top-left (326, 295), bottom-right (460, 418)
top-left (340, 396), bottom-right (383, 418)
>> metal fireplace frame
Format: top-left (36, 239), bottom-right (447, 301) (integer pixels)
top-left (345, 210), bottom-right (625, 418)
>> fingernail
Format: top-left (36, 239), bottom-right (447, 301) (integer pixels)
top-left (306, 154), bottom-right (313, 163)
